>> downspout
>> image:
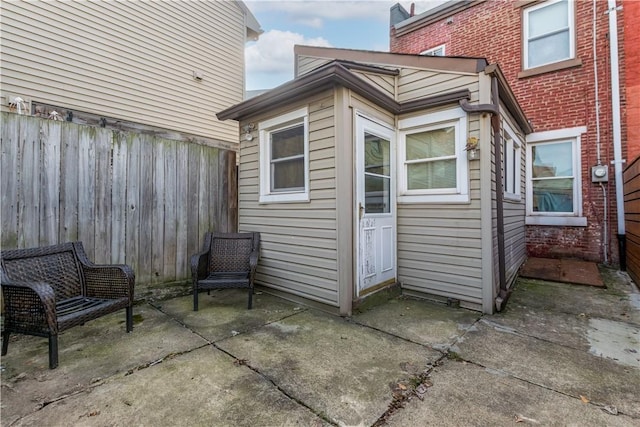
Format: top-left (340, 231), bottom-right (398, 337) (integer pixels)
top-left (593, 0), bottom-right (608, 264)
top-left (460, 76), bottom-right (509, 311)
top-left (607, 0), bottom-right (626, 269)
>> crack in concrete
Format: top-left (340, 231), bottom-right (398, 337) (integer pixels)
top-left (147, 303), bottom-right (337, 426)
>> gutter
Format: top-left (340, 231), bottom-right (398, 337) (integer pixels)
top-left (607, 0), bottom-right (626, 269)
top-left (459, 74), bottom-right (509, 312)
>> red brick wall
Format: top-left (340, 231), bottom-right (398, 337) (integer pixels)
top-left (625, 0), bottom-right (640, 160)
top-left (391, 0), bottom-right (625, 264)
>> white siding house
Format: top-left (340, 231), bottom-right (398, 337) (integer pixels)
top-left (218, 46), bottom-right (532, 314)
top-left (0, 1), bottom-right (261, 147)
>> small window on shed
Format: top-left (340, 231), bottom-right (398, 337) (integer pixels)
top-left (259, 108), bottom-right (309, 203)
top-left (398, 107), bottom-right (469, 203)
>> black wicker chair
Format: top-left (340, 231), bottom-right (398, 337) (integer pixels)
top-left (191, 232), bottom-right (260, 310)
top-left (0, 242), bottom-right (134, 369)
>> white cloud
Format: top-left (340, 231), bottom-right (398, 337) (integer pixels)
top-left (246, 1), bottom-right (451, 28)
top-left (246, 29), bottom-right (331, 74)
top-left (246, 1), bottom-right (391, 27)
top-left (245, 29), bottom-right (331, 89)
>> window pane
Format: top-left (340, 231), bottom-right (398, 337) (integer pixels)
top-left (529, 0), bottom-right (568, 38)
top-left (272, 158), bottom-right (304, 191)
top-left (365, 175), bottom-right (390, 213)
top-left (365, 133), bottom-right (391, 176)
top-left (406, 127), bottom-right (455, 160)
top-left (528, 31), bottom-right (570, 68)
top-left (532, 142), bottom-right (573, 178)
top-left (271, 124), bottom-right (304, 160)
top-left (533, 178), bottom-right (574, 212)
top-left (407, 159), bottom-right (456, 190)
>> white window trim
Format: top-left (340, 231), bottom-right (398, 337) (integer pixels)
top-left (420, 44), bottom-right (446, 56)
top-left (258, 107), bottom-right (309, 203)
top-left (525, 126), bottom-right (586, 226)
top-left (523, 0), bottom-right (575, 70)
top-left (397, 107), bottom-right (469, 203)
top-left (503, 120), bottom-right (522, 201)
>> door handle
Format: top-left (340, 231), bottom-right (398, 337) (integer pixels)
top-left (359, 202), bottom-right (364, 219)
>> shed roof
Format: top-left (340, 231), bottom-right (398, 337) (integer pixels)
top-left (217, 47), bottom-right (531, 134)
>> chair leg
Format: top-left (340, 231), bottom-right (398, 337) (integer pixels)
top-left (247, 287), bottom-right (253, 310)
top-left (2, 331), bottom-right (10, 356)
top-left (193, 287), bottom-right (199, 311)
top-left (126, 306), bottom-right (133, 332)
top-left (48, 334), bottom-right (59, 369)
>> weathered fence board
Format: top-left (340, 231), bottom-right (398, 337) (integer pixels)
top-left (60, 124), bottom-right (79, 243)
top-left (0, 113), bottom-right (238, 295)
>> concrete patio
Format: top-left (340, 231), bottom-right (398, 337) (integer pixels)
top-left (1, 267), bottom-right (639, 426)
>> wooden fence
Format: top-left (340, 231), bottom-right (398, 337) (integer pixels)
top-left (1, 112), bottom-right (237, 296)
top-left (623, 155), bottom-right (640, 285)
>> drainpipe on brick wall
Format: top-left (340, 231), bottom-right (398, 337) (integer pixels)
top-left (607, 0), bottom-right (626, 269)
top-left (460, 76), bottom-right (508, 311)
top-left (594, 0), bottom-right (609, 264)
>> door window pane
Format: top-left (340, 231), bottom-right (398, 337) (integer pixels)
top-left (365, 133), bottom-right (390, 176)
top-left (365, 175), bottom-right (390, 213)
top-left (364, 132), bottom-right (391, 213)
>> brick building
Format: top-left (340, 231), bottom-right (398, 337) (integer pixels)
top-left (625, 0), bottom-right (640, 160)
top-left (391, 0), bottom-right (628, 264)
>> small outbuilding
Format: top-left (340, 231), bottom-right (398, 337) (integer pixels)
top-left (218, 46), bottom-right (532, 315)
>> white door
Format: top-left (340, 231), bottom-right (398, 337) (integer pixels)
top-left (355, 115), bottom-right (396, 296)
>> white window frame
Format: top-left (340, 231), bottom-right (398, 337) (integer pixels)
top-left (503, 121), bottom-right (522, 201)
top-left (397, 107), bottom-right (469, 203)
top-left (258, 107), bottom-right (309, 203)
top-left (525, 126), bottom-right (586, 226)
top-left (420, 44), bottom-right (446, 56)
top-left (523, 0), bottom-right (575, 70)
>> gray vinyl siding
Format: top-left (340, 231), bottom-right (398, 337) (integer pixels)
top-left (500, 110), bottom-right (527, 285)
top-left (398, 69), bottom-right (480, 103)
top-left (351, 72), bottom-right (396, 99)
top-left (396, 77), bottom-right (484, 309)
top-left (238, 93), bottom-right (340, 307)
top-left (398, 116), bottom-right (483, 309)
top-left (296, 56), bottom-right (332, 77)
top-left (0, 1), bottom-right (245, 143)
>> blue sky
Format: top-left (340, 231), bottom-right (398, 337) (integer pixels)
top-left (244, 1), bottom-right (447, 90)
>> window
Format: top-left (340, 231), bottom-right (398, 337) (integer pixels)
top-left (523, 0), bottom-right (575, 70)
top-left (525, 127), bottom-right (586, 226)
top-left (398, 108), bottom-right (468, 203)
top-left (502, 122), bottom-right (522, 201)
top-left (259, 108), bottom-right (309, 203)
top-left (420, 44), bottom-right (445, 56)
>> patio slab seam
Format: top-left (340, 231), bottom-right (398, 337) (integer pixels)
top-left (432, 351), bottom-right (639, 420)
top-left (350, 312), bottom-right (485, 354)
top-left (146, 303), bottom-right (341, 426)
